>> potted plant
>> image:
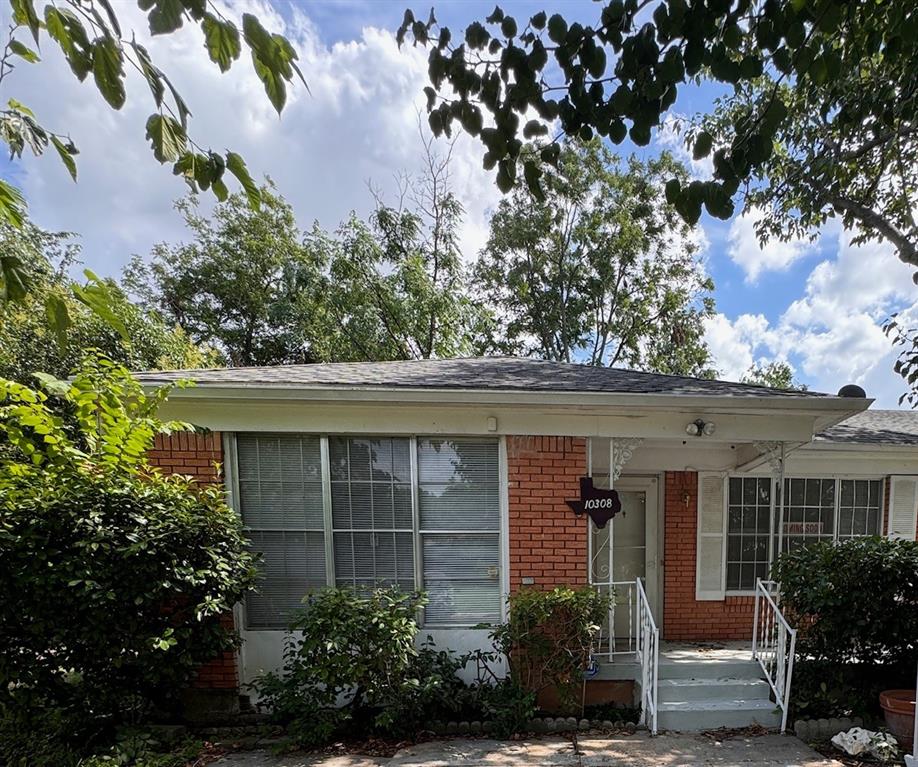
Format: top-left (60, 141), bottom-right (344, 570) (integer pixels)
top-left (880, 688), bottom-right (916, 752)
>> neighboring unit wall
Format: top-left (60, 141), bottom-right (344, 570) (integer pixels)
top-left (507, 436), bottom-right (588, 591)
top-left (149, 431), bottom-right (238, 692)
top-left (663, 471), bottom-right (754, 640)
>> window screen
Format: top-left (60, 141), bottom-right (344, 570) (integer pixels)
top-left (726, 477), bottom-right (771, 591)
top-left (329, 437), bottom-right (415, 590)
top-left (418, 439), bottom-right (501, 625)
top-left (237, 434), bottom-right (326, 629)
top-left (837, 479), bottom-right (883, 539)
top-left (780, 478), bottom-right (836, 553)
top-left (726, 476), bottom-right (885, 592)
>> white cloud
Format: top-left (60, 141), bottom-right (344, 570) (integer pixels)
top-left (657, 113), bottom-right (714, 179)
top-left (11, 0), bottom-right (499, 274)
top-left (727, 208), bottom-right (812, 283)
top-left (706, 225), bottom-right (917, 406)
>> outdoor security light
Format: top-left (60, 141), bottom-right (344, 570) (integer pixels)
top-left (686, 419), bottom-right (715, 437)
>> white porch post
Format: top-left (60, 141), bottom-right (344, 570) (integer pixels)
top-left (755, 441), bottom-right (787, 568)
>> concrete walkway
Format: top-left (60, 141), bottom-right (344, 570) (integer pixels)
top-left (212, 734), bottom-right (843, 767)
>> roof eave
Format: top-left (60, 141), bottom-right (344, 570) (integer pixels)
top-left (148, 380), bottom-right (873, 415)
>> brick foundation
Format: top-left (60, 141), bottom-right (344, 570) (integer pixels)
top-left (149, 431), bottom-right (238, 691)
top-left (507, 436), bottom-right (588, 591)
top-left (662, 471), bottom-right (755, 641)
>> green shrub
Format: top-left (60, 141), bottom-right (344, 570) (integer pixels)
top-left (773, 537), bottom-right (918, 719)
top-left (473, 679), bottom-right (537, 738)
top-left (0, 356), bottom-right (258, 760)
top-left (773, 537), bottom-right (918, 667)
top-left (491, 587), bottom-right (609, 711)
top-left (252, 587), bottom-right (436, 746)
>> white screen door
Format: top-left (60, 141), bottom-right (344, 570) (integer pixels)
top-left (588, 474), bottom-right (659, 652)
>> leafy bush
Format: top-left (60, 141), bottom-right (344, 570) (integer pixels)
top-left (773, 537), bottom-right (918, 667)
top-left (491, 587), bottom-right (610, 711)
top-left (253, 587), bottom-right (440, 746)
top-left (773, 537), bottom-right (918, 719)
top-left (473, 679), bottom-right (537, 738)
top-left (0, 355), bottom-right (258, 760)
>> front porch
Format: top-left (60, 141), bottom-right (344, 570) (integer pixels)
top-left (593, 640), bottom-right (784, 733)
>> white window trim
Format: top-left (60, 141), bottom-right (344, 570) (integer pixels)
top-left (229, 432), bottom-right (507, 630)
top-left (724, 473), bottom-right (886, 596)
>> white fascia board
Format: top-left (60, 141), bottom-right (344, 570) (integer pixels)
top-left (156, 398), bottom-right (852, 443)
top-left (158, 381), bottom-right (871, 416)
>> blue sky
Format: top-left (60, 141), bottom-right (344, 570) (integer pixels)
top-left (3, 0), bottom-right (915, 405)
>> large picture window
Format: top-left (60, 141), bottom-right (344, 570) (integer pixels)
top-left (726, 476), bottom-right (884, 591)
top-left (235, 434), bottom-right (502, 629)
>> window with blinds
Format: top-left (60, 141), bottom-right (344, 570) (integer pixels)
top-left (418, 439), bottom-right (501, 625)
top-left (236, 434), bottom-right (502, 629)
top-left (329, 437), bottom-right (415, 591)
top-left (237, 434), bottom-right (326, 629)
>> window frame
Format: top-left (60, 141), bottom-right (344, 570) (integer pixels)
top-left (229, 432), bottom-right (507, 630)
top-left (724, 473), bottom-right (886, 596)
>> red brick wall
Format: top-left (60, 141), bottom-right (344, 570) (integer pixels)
top-left (149, 431), bottom-right (238, 691)
top-left (507, 436), bottom-right (588, 591)
top-left (148, 431), bottom-right (223, 482)
top-left (663, 471), bottom-right (755, 640)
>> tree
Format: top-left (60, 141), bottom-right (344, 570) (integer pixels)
top-left (0, 0), bottom-right (305, 320)
top-left (885, 316), bottom-right (918, 408)
top-left (397, 2), bottom-right (918, 273)
top-left (741, 361), bottom-right (807, 391)
top-left (0, 218), bottom-right (217, 382)
top-left (0, 355), bottom-right (257, 760)
top-left (308, 129), bottom-right (487, 362)
top-left (125, 184), bottom-right (325, 367)
top-left (475, 140), bottom-right (714, 376)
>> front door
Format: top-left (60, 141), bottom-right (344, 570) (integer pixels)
top-left (588, 476), bottom-right (659, 652)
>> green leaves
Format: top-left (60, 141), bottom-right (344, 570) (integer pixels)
top-left (226, 151), bottom-right (261, 207)
top-left (0, 180), bottom-right (26, 232)
top-left (9, 39), bottom-right (40, 63)
top-left (10, 0), bottom-right (40, 43)
top-left (43, 293), bottom-right (71, 348)
top-left (140, 0), bottom-right (185, 35)
top-left (145, 114), bottom-right (187, 163)
top-left (50, 136), bottom-right (78, 181)
top-left (91, 36), bottom-right (126, 110)
top-left (203, 13), bottom-right (241, 72)
top-left (44, 6), bottom-right (92, 81)
top-left (692, 130), bottom-right (713, 160)
top-left (71, 270), bottom-right (130, 341)
top-left (242, 13), bottom-right (305, 114)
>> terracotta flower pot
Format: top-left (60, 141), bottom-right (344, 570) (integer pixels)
top-left (880, 689), bottom-right (916, 752)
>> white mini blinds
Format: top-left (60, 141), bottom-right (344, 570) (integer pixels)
top-left (235, 434), bottom-right (502, 630)
top-left (237, 434), bottom-right (327, 629)
top-left (418, 439), bottom-right (501, 625)
top-left (330, 438), bottom-right (415, 592)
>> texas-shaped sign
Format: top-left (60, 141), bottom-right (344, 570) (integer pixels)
top-left (566, 477), bottom-right (622, 529)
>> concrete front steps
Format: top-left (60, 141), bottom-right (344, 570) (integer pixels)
top-left (656, 653), bottom-right (781, 732)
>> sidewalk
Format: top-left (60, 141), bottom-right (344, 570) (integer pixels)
top-left (212, 733), bottom-right (844, 767)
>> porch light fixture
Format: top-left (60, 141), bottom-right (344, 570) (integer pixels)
top-left (686, 418), bottom-right (716, 437)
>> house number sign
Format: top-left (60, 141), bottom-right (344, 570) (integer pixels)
top-left (566, 477), bottom-right (622, 529)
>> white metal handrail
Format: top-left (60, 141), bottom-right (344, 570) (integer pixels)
top-left (752, 578), bottom-right (797, 733)
top-left (636, 578), bottom-right (659, 735)
top-left (593, 579), bottom-right (638, 659)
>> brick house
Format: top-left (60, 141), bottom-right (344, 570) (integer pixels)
top-left (137, 357), bottom-right (918, 731)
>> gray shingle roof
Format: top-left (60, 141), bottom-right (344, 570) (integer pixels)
top-left (815, 409), bottom-right (918, 446)
top-left (135, 356), bottom-right (835, 399)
